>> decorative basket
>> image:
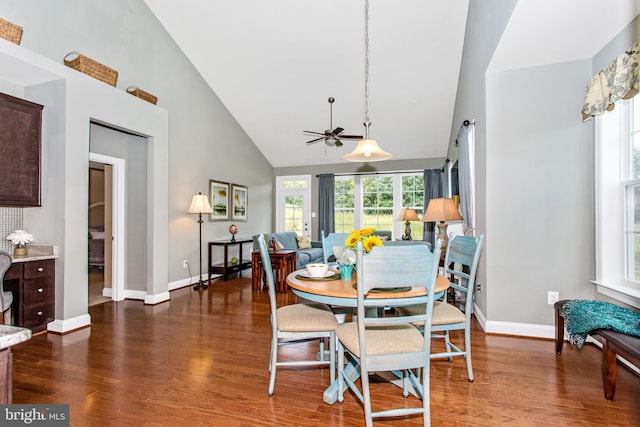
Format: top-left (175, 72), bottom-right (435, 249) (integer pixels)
top-left (63, 51), bottom-right (118, 87)
top-left (126, 86), bottom-right (157, 105)
top-left (0, 17), bottom-right (22, 45)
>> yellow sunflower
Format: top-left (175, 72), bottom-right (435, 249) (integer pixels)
top-left (344, 228), bottom-right (383, 253)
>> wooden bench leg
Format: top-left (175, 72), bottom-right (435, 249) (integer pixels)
top-left (554, 300), bottom-right (568, 355)
top-left (602, 337), bottom-right (617, 400)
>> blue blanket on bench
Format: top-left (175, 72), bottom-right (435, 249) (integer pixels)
top-left (561, 300), bottom-right (640, 349)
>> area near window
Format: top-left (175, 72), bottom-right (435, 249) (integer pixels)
top-left (594, 96), bottom-right (640, 308)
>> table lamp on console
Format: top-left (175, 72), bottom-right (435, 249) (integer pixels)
top-left (423, 198), bottom-right (463, 249)
top-left (396, 208), bottom-right (420, 240)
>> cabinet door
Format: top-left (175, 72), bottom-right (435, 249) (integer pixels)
top-left (0, 92), bottom-right (44, 206)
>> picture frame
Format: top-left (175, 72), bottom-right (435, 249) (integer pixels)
top-left (209, 180), bottom-right (230, 221)
top-left (231, 183), bottom-right (248, 221)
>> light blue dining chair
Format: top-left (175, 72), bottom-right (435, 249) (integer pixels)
top-left (396, 233), bottom-right (484, 382)
top-left (321, 231), bottom-right (350, 265)
top-left (256, 234), bottom-right (339, 395)
top-left (430, 233), bottom-right (484, 381)
top-left (336, 239), bottom-right (442, 427)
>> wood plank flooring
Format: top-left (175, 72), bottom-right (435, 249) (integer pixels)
top-left (9, 275), bottom-right (640, 426)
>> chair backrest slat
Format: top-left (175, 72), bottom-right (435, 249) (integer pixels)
top-left (257, 235), bottom-right (279, 320)
top-left (0, 251), bottom-right (12, 312)
top-left (321, 231), bottom-right (350, 264)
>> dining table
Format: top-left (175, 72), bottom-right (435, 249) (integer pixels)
top-left (285, 267), bottom-right (450, 405)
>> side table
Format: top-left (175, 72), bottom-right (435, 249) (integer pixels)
top-left (208, 238), bottom-right (252, 281)
top-left (251, 250), bottom-right (297, 293)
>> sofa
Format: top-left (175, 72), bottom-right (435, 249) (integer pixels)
top-left (252, 232), bottom-right (324, 270)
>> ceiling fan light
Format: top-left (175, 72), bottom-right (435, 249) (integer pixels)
top-left (343, 138), bottom-right (392, 162)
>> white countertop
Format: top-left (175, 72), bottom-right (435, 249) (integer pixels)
top-left (0, 325), bottom-right (31, 350)
top-left (10, 244), bottom-right (57, 263)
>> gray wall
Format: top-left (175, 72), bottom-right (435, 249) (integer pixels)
top-left (0, 0), bottom-right (273, 291)
top-left (450, 2), bottom-right (639, 333)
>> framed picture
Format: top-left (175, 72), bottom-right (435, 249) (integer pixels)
top-left (231, 183), bottom-right (248, 221)
top-left (209, 180), bottom-right (230, 221)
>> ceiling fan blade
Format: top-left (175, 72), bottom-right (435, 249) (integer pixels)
top-left (340, 134), bottom-right (363, 139)
top-left (331, 127), bottom-right (344, 136)
top-left (305, 137), bottom-right (326, 145)
top-left (303, 130), bottom-right (325, 136)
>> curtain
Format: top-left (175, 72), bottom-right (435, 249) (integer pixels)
top-left (582, 40), bottom-right (639, 121)
top-left (451, 166), bottom-right (459, 197)
top-left (423, 169), bottom-right (442, 247)
top-left (317, 174), bottom-right (335, 240)
top-left (458, 123), bottom-right (475, 235)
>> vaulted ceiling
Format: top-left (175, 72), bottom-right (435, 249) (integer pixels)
top-left (144, 0), bottom-right (640, 168)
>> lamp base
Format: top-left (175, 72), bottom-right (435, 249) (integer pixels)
top-left (404, 220), bottom-right (413, 240)
top-left (436, 222), bottom-right (449, 248)
top-left (193, 280), bottom-right (208, 291)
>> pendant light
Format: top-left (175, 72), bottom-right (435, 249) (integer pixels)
top-left (344, 0), bottom-right (392, 162)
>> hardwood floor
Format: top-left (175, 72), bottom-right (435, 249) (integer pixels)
top-left (10, 275), bottom-right (640, 426)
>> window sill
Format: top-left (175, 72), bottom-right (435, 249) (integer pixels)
top-left (590, 280), bottom-right (640, 309)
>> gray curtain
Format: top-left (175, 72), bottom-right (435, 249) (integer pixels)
top-left (451, 166), bottom-right (459, 197)
top-left (423, 169), bottom-right (442, 247)
top-left (317, 174), bottom-right (335, 239)
top-left (457, 123), bottom-right (475, 235)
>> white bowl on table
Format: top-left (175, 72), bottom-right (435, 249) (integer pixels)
top-left (305, 263), bottom-right (329, 277)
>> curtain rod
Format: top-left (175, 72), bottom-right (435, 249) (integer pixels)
top-left (316, 169), bottom-right (423, 177)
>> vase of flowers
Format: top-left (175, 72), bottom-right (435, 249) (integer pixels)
top-left (6, 229), bottom-right (34, 258)
top-left (333, 228), bottom-right (383, 279)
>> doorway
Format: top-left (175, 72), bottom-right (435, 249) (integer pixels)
top-left (88, 152), bottom-right (126, 304)
top-left (275, 175), bottom-right (312, 236)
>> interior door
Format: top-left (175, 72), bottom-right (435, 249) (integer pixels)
top-left (276, 175), bottom-right (311, 237)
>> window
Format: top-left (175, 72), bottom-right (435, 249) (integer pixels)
top-left (625, 96), bottom-right (640, 282)
top-left (595, 96), bottom-right (640, 307)
top-left (334, 172), bottom-right (423, 239)
top-left (335, 176), bottom-right (355, 232)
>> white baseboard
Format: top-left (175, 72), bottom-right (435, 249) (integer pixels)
top-left (102, 287), bottom-right (112, 298)
top-left (472, 303), bottom-right (555, 339)
top-left (144, 291), bottom-right (170, 305)
top-left (169, 277), bottom-right (193, 291)
top-left (47, 313), bottom-right (92, 334)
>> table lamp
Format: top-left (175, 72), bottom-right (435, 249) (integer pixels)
top-left (423, 198), bottom-right (463, 248)
top-left (396, 208), bottom-right (420, 240)
top-left (188, 192), bottom-right (213, 290)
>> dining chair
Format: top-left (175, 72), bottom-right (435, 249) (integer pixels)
top-left (397, 233), bottom-right (484, 382)
top-left (321, 231), bottom-right (350, 264)
top-left (431, 234), bottom-right (484, 381)
top-left (256, 234), bottom-right (339, 395)
top-left (336, 239), bottom-right (442, 427)
top-left (0, 251), bottom-right (14, 325)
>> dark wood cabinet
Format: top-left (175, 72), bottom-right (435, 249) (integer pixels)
top-left (3, 259), bottom-right (55, 332)
top-left (0, 92), bottom-right (44, 207)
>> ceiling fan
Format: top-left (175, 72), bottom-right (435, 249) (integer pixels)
top-left (303, 97), bottom-right (362, 147)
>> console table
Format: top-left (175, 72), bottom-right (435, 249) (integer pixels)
top-left (207, 238), bottom-right (252, 281)
top-left (251, 250), bottom-right (297, 293)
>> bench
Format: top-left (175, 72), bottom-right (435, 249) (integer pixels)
top-left (554, 299), bottom-right (640, 400)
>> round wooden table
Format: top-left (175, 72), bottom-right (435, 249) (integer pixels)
top-left (286, 268), bottom-right (450, 306)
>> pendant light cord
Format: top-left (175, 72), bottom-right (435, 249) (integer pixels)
top-left (364, 0), bottom-right (371, 138)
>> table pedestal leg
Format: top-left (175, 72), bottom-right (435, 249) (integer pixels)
top-left (323, 360), bottom-right (360, 405)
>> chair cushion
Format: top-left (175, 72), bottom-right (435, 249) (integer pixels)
top-left (432, 302), bottom-right (465, 325)
top-left (277, 303), bottom-right (338, 332)
top-left (336, 322), bottom-right (424, 357)
top-left (396, 301), bottom-right (465, 326)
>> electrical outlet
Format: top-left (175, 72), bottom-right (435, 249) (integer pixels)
top-left (547, 291), bottom-right (559, 305)
top-left (183, 260), bottom-right (188, 269)
top-left (476, 282), bottom-right (482, 292)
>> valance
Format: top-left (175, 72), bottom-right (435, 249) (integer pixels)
top-left (582, 40), bottom-right (639, 121)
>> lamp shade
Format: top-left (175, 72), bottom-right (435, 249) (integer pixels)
top-left (188, 192), bottom-right (213, 214)
top-left (343, 139), bottom-right (392, 162)
top-left (423, 198), bottom-right (462, 222)
top-left (396, 208), bottom-right (420, 222)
